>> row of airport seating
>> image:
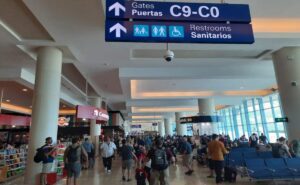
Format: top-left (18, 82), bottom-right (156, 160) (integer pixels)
top-left (226, 147), bottom-right (273, 167)
top-left (245, 158), bottom-right (300, 181)
top-left (226, 147), bottom-right (300, 182)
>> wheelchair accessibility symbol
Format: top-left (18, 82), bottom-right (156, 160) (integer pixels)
top-left (169, 26), bottom-right (184, 38)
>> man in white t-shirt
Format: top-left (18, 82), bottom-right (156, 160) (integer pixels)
top-left (100, 136), bottom-right (117, 173)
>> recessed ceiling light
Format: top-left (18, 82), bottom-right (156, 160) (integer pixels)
top-left (22, 88), bottom-right (28, 92)
top-left (6, 99), bottom-right (10, 102)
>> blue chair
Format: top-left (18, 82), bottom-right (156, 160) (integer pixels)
top-left (243, 152), bottom-right (258, 159)
top-left (258, 152), bottom-right (273, 159)
top-left (227, 152), bottom-right (244, 167)
top-left (265, 158), bottom-right (295, 179)
top-left (285, 158), bottom-right (300, 178)
top-left (244, 159), bottom-right (274, 180)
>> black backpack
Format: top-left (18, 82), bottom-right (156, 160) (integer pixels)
top-left (152, 148), bottom-right (168, 170)
top-left (135, 170), bottom-right (146, 185)
top-left (67, 146), bottom-right (80, 163)
top-left (224, 166), bottom-right (237, 183)
top-left (34, 146), bottom-right (47, 163)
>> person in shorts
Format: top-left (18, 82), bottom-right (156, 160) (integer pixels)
top-left (64, 137), bottom-right (88, 185)
top-left (146, 138), bottom-right (170, 185)
top-left (181, 136), bottom-right (193, 175)
top-left (121, 139), bottom-right (137, 181)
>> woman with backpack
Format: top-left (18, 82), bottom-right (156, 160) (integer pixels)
top-left (64, 137), bottom-right (88, 185)
top-left (36, 137), bottom-right (57, 185)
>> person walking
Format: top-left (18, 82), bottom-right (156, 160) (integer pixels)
top-left (64, 137), bottom-right (88, 185)
top-left (208, 134), bottom-right (228, 184)
top-left (121, 139), bottom-right (137, 181)
top-left (100, 136), bottom-right (117, 174)
top-left (82, 138), bottom-right (95, 168)
top-left (181, 136), bottom-right (194, 175)
top-left (146, 138), bottom-right (169, 185)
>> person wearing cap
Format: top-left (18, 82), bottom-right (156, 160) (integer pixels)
top-left (208, 134), bottom-right (228, 184)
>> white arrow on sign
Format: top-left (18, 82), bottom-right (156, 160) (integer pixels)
top-left (108, 2), bottom-right (126, 16)
top-left (109, 23), bottom-right (127, 38)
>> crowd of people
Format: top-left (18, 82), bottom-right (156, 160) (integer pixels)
top-left (34, 133), bottom-right (300, 185)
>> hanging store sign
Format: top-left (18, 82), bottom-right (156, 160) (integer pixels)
top-left (131, 124), bottom-right (142, 128)
top-left (76, 105), bottom-right (109, 122)
top-left (105, 20), bottom-right (254, 44)
top-left (106, 1), bottom-right (251, 23)
top-left (0, 114), bottom-right (31, 126)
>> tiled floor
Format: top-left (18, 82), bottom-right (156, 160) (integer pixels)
top-left (5, 158), bottom-right (299, 185)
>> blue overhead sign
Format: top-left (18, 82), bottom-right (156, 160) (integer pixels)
top-left (131, 125), bottom-right (142, 128)
top-left (105, 20), bottom-right (254, 44)
top-left (106, 1), bottom-right (251, 23)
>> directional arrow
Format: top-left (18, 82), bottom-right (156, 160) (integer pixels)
top-left (109, 23), bottom-right (127, 38)
top-left (108, 2), bottom-right (126, 16)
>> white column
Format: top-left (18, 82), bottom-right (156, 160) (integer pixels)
top-left (198, 98), bottom-right (217, 134)
top-left (272, 47), bottom-right (300, 141)
top-left (158, 121), bottom-right (165, 137)
top-left (25, 47), bottom-right (63, 185)
top-left (90, 97), bottom-right (101, 156)
top-left (175, 112), bottom-right (187, 136)
top-left (164, 118), bottom-right (173, 136)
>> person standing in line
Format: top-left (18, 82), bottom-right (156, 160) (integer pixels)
top-left (64, 137), bottom-right (88, 185)
top-left (208, 134), bottom-right (228, 184)
top-left (121, 139), bottom-right (137, 181)
top-left (100, 136), bottom-right (117, 174)
top-left (82, 138), bottom-right (94, 169)
top-left (181, 136), bottom-right (194, 175)
top-left (146, 138), bottom-right (169, 185)
top-left (206, 137), bottom-right (215, 179)
top-left (40, 137), bottom-right (57, 185)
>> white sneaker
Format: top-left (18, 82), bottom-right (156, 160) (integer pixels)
top-left (108, 170), bottom-right (111, 174)
top-left (105, 168), bottom-right (107, 173)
